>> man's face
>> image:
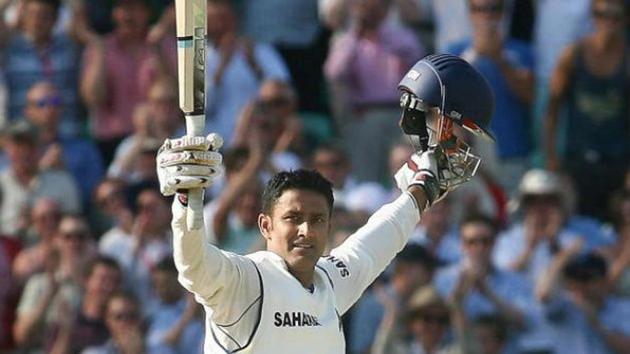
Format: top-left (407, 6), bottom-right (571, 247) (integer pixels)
top-left (25, 84), bottom-right (62, 128)
top-left (54, 217), bottom-right (89, 257)
top-left (592, 0), bottom-right (626, 34)
top-left (86, 264), bottom-right (121, 300)
top-left (409, 306), bottom-right (450, 345)
top-left (106, 298), bottom-right (141, 336)
top-left (461, 222), bottom-right (495, 266)
top-left (151, 270), bottom-right (181, 303)
top-left (312, 150), bottom-right (348, 189)
top-left (260, 189), bottom-right (331, 274)
top-left (135, 190), bottom-right (170, 235)
top-left (148, 84), bottom-right (179, 130)
top-left (206, 3), bottom-right (235, 41)
top-left (469, 0), bottom-right (504, 32)
top-left (113, 2), bottom-right (150, 36)
top-left (5, 139), bottom-right (38, 173)
top-left (22, 1), bottom-right (57, 43)
top-left (31, 199), bottom-right (61, 240)
top-left (353, 0), bottom-right (388, 29)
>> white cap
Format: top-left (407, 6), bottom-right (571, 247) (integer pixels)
top-left (518, 169), bottom-right (562, 196)
top-left (344, 183), bottom-right (389, 214)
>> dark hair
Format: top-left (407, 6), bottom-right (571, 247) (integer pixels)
top-left (473, 314), bottom-right (509, 342)
top-left (563, 252), bottom-right (608, 282)
top-left (25, 0), bottom-right (61, 12)
top-left (261, 170), bottom-right (334, 215)
top-left (84, 255), bottom-right (122, 280)
top-left (395, 244), bottom-right (439, 272)
top-left (459, 213), bottom-right (499, 235)
top-left (152, 256), bottom-right (177, 274)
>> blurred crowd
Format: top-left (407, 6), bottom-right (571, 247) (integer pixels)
top-left (0, 0), bottom-right (629, 353)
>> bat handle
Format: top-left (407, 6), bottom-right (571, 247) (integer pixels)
top-left (186, 115), bottom-right (205, 231)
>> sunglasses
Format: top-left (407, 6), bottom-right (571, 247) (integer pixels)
top-left (470, 4), bottom-right (503, 13)
top-left (463, 236), bottom-right (494, 246)
top-left (593, 8), bottom-right (625, 20)
top-left (109, 311), bottom-right (139, 322)
top-left (419, 314), bottom-right (449, 325)
top-left (60, 230), bottom-right (86, 240)
top-left (31, 95), bottom-right (62, 108)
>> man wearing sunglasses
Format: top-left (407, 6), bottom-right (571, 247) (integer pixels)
top-left (434, 214), bottom-right (533, 349)
top-left (447, 0), bottom-right (534, 194)
top-left (544, 0), bottom-right (630, 221)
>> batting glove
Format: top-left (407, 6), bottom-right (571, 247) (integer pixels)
top-left (156, 133), bottom-right (224, 196)
top-left (394, 148), bottom-right (447, 207)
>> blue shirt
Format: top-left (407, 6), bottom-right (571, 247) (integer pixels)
top-left (59, 137), bottom-right (104, 208)
top-left (2, 33), bottom-right (81, 137)
top-left (447, 40), bottom-right (533, 159)
top-left (545, 295), bottom-right (630, 354)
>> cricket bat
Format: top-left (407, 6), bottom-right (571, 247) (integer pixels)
top-left (175, 0), bottom-right (207, 230)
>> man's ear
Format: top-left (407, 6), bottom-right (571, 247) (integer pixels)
top-left (258, 213), bottom-right (272, 241)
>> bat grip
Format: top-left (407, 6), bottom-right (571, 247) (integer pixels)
top-left (186, 115), bottom-right (205, 231)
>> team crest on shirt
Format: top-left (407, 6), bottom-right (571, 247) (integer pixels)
top-left (274, 312), bottom-right (322, 327)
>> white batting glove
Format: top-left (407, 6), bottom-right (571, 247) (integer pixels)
top-left (156, 133), bottom-right (224, 196)
top-left (394, 148), bottom-right (447, 207)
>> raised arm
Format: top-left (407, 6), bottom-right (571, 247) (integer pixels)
top-left (544, 43), bottom-right (578, 171)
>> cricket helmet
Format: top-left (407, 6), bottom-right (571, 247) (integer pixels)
top-left (398, 54), bottom-right (495, 141)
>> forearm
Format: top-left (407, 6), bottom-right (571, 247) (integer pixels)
top-left (509, 245), bottom-right (535, 272)
top-left (487, 292), bottom-right (526, 328)
top-left (496, 57), bottom-right (534, 104)
top-left (14, 294), bottom-right (55, 345)
top-left (590, 319), bottom-right (630, 354)
top-left (80, 42), bottom-right (108, 107)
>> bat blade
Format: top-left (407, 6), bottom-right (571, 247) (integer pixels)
top-left (175, 0), bottom-right (207, 230)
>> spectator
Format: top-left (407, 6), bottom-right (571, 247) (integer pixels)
top-left (80, 0), bottom-right (175, 165)
top-left (82, 291), bottom-right (150, 354)
top-left (203, 144), bottom-right (266, 255)
top-left (12, 198), bottom-right (61, 283)
top-left (536, 250), bottom-right (630, 354)
top-left (410, 197), bottom-right (462, 266)
top-left (325, 0), bottom-right (422, 183)
top-left (310, 142), bottom-right (359, 208)
top-left (108, 77), bottom-right (183, 184)
top-left (13, 215), bottom-right (96, 353)
top-left (0, 120), bottom-right (81, 237)
top-left (607, 189), bottom-right (630, 296)
top-left (48, 256), bottom-right (123, 354)
top-left (372, 285), bottom-right (455, 354)
top-left (241, 0), bottom-right (327, 112)
top-left (494, 169), bottom-right (616, 283)
top-left (146, 258), bottom-right (204, 354)
top-left (92, 178), bottom-right (134, 240)
top-left (544, 0), bottom-right (630, 221)
top-left (232, 79), bottom-right (303, 171)
top-left (320, 0), bottom-right (422, 32)
top-left (434, 214), bottom-right (532, 341)
top-left (24, 81), bottom-right (104, 209)
top-left (448, 0), bottom-right (534, 194)
top-left (98, 187), bottom-right (171, 313)
top-left (0, 0), bottom-right (84, 137)
top-left (348, 244), bottom-right (437, 354)
top-left (205, 0), bottom-right (290, 144)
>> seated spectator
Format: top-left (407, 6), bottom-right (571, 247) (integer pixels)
top-left (205, 0), bottom-right (290, 144)
top-left (12, 198), bottom-right (61, 283)
top-left (410, 197), bottom-right (462, 266)
top-left (13, 215), bottom-right (96, 352)
top-left (435, 214), bottom-right (533, 345)
top-left (0, 120), bottom-right (81, 237)
top-left (544, 0), bottom-right (630, 221)
top-left (348, 244), bottom-right (438, 354)
top-left (82, 291), bottom-right (153, 354)
top-left (47, 256), bottom-right (123, 354)
top-left (0, 0), bottom-right (84, 138)
top-left (108, 77), bottom-right (184, 184)
top-left (232, 79), bottom-right (303, 172)
top-left (536, 251), bottom-right (630, 354)
top-left (146, 258), bottom-right (204, 354)
top-left (91, 178), bottom-right (134, 240)
top-left (324, 0), bottom-right (422, 183)
top-left (494, 169), bottom-right (616, 283)
top-left (204, 143), bottom-right (265, 255)
top-left (98, 188), bottom-right (171, 313)
top-left (80, 0), bottom-right (176, 165)
top-left (24, 81), bottom-right (104, 209)
top-left (372, 285), bottom-right (455, 354)
top-left (448, 0), bottom-right (534, 194)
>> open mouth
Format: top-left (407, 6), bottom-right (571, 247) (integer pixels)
top-left (292, 242), bottom-right (313, 250)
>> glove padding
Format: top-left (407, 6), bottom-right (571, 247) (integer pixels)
top-left (394, 148), bottom-right (447, 207)
top-left (157, 133), bottom-right (224, 196)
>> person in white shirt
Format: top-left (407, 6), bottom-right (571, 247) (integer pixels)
top-left (156, 54), bottom-right (496, 353)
